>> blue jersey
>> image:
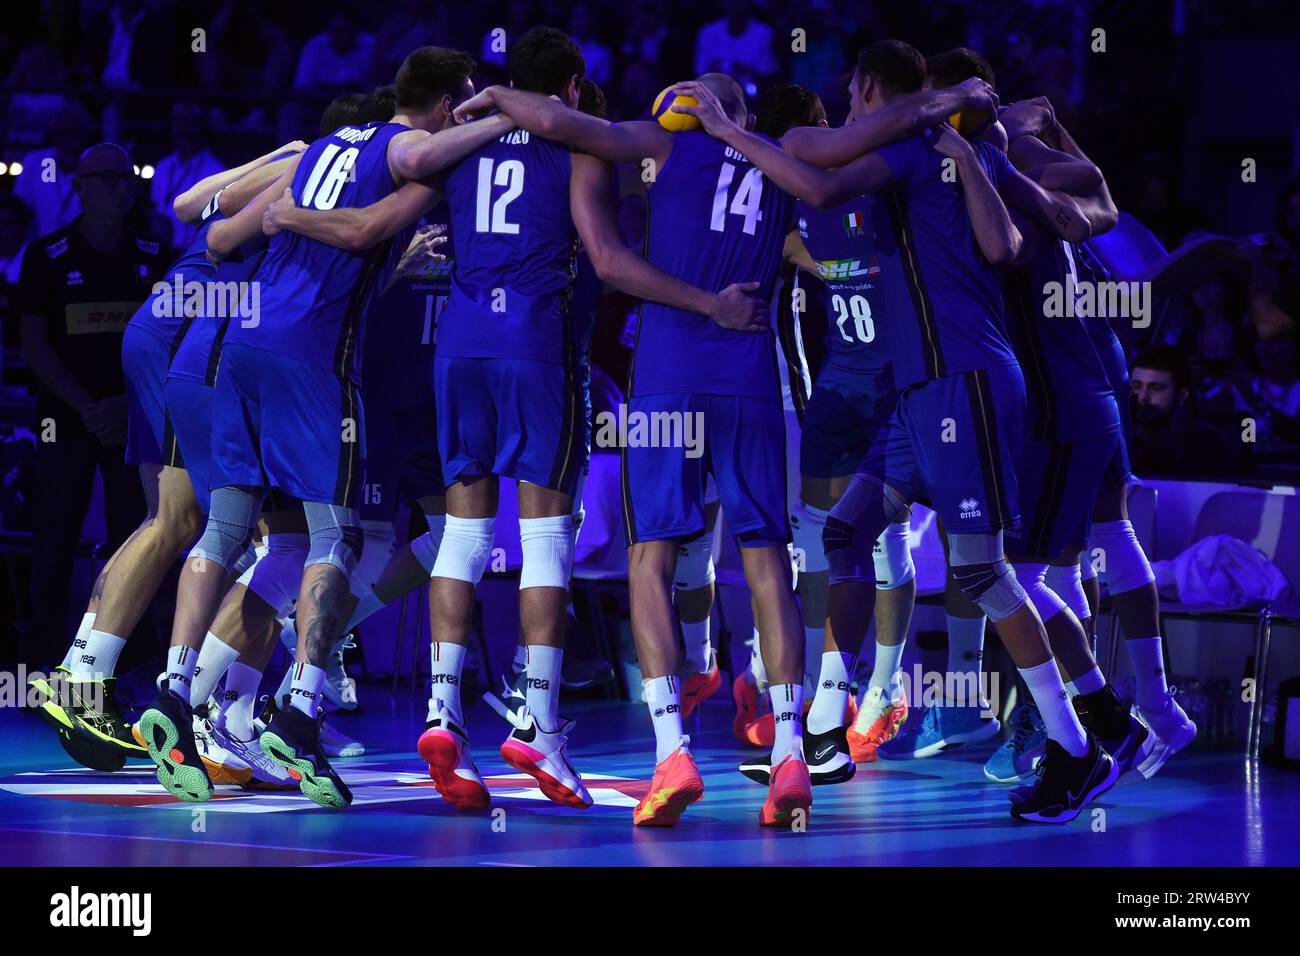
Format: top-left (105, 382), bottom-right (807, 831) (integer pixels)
top-left (875, 133), bottom-right (1018, 390)
top-left (126, 218), bottom-right (219, 347)
top-left (795, 196), bottom-right (890, 374)
top-left (362, 256), bottom-right (450, 410)
top-left (436, 128), bottom-right (578, 364)
top-left (1000, 231), bottom-right (1119, 441)
top-left (632, 131), bottom-right (794, 401)
top-left (167, 221), bottom-right (268, 386)
top-left (223, 122), bottom-right (414, 382)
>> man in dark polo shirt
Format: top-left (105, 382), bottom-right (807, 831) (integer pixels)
top-left (18, 143), bottom-right (163, 671)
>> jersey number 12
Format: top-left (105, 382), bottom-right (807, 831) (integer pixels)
top-left (476, 158), bottom-right (525, 234)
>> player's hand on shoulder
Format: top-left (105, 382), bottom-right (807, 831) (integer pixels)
top-left (711, 281), bottom-right (769, 333)
top-left (1000, 97), bottom-right (1053, 140)
top-left (454, 87), bottom-right (502, 124)
top-left (262, 187), bottom-right (296, 236)
top-left (670, 81), bottom-right (736, 139)
top-left (956, 77), bottom-right (999, 118)
top-left (929, 123), bottom-right (973, 160)
top-left (278, 140), bottom-right (310, 155)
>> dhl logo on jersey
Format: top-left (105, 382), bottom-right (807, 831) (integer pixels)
top-left (815, 256), bottom-right (882, 282)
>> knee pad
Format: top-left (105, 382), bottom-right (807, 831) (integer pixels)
top-left (873, 520), bottom-right (915, 590)
top-left (189, 487), bottom-right (260, 570)
top-left (1089, 519), bottom-right (1154, 594)
top-left (431, 515), bottom-right (495, 584)
top-left (947, 531), bottom-right (1028, 622)
top-left (238, 532), bottom-right (309, 616)
top-left (1045, 562), bottom-right (1090, 621)
top-left (302, 502), bottom-right (363, 576)
top-left (410, 512), bottom-right (446, 575)
top-left (349, 520), bottom-right (397, 599)
top-left (824, 476), bottom-right (908, 586)
top-left (519, 514), bottom-right (575, 590)
top-left (674, 529), bottom-right (716, 590)
top-left (1012, 561), bottom-right (1067, 622)
top-left (230, 542), bottom-right (260, 578)
top-left (790, 502), bottom-right (829, 575)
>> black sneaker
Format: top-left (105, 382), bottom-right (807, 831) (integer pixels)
top-left (32, 668), bottom-right (147, 766)
top-left (260, 698), bottom-right (353, 808)
top-left (138, 682), bottom-right (214, 802)
top-left (1011, 734), bottom-right (1117, 823)
top-left (739, 726), bottom-right (856, 786)
top-left (1073, 684), bottom-right (1153, 777)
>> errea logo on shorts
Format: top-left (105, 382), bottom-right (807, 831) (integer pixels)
top-left (959, 498), bottom-right (983, 520)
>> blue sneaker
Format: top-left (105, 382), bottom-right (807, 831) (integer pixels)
top-left (983, 702), bottom-right (1047, 782)
top-left (878, 703), bottom-right (1001, 760)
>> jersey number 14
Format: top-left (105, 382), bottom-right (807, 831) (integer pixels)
top-left (711, 162), bottom-right (764, 235)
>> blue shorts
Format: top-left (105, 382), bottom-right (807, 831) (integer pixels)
top-left (1006, 429), bottom-right (1118, 560)
top-left (122, 324), bottom-right (169, 467)
top-left (210, 343), bottom-right (365, 508)
top-left (434, 356), bottom-right (584, 497)
top-left (863, 364), bottom-right (1025, 533)
top-left (800, 363), bottom-right (896, 479)
top-left (164, 377), bottom-right (214, 514)
top-left (622, 393), bottom-right (790, 547)
top-left (359, 404), bottom-right (443, 522)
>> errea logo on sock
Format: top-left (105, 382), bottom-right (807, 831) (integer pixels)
top-left (49, 886), bottom-right (151, 936)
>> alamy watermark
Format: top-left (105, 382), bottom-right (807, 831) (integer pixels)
top-left (151, 273), bottom-right (261, 328)
top-left (594, 403), bottom-right (705, 458)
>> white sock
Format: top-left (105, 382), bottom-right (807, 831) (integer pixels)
top-left (1126, 636), bottom-right (1169, 710)
top-left (769, 683), bottom-right (804, 764)
top-left (61, 612), bottom-right (97, 670)
top-left (803, 625), bottom-right (824, 696)
top-left (1019, 659), bottom-right (1088, 756)
top-left (945, 613), bottom-right (986, 707)
top-left (344, 588), bottom-right (386, 633)
top-left (1065, 665), bottom-right (1106, 698)
top-left (868, 640), bottom-right (905, 700)
top-left (748, 629), bottom-right (768, 690)
top-left (645, 675), bottom-right (685, 763)
top-left (288, 661), bottom-right (326, 718)
top-left (220, 661), bottom-right (261, 740)
top-left (511, 643), bottom-right (527, 675)
top-left (189, 633), bottom-right (241, 709)
top-left (524, 644), bottom-right (563, 732)
top-left (807, 651), bottom-right (851, 734)
top-left (274, 664), bottom-right (294, 703)
top-left (69, 628), bottom-right (127, 679)
top-left (681, 619), bottom-right (711, 674)
top-left (429, 641), bottom-right (467, 721)
top-left (163, 644), bottom-right (198, 699)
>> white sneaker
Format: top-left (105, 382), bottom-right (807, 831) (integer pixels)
top-left (211, 723), bottom-right (298, 790)
top-left (320, 717), bottom-right (365, 757)
top-left (417, 701), bottom-right (490, 810)
top-left (323, 636), bottom-right (359, 711)
top-left (193, 715), bottom-right (252, 785)
top-left (499, 707), bottom-right (592, 808)
top-left (1135, 687), bottom-right (1197, 778)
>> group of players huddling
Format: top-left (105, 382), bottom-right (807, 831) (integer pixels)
top-left (30, 26), bottom-right (1198, 828)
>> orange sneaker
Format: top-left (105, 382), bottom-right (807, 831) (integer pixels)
top-left (682, 659), bottom-right (722, 720)
top-left (759, 754), bottom-right (812, 827)
top-left (732, 674), bottom-right (759, 744)
top-left (744, 695), bottom-right (848, 749)
top-left (846, 686), bottom-right (908, 763)
top-left (633, 743), bottom-right (705, 826)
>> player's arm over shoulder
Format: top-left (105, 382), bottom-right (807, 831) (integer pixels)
top-left (264, 178), bottom-right (441, 251)
top-left (387, 114), bottom-right (518, 183)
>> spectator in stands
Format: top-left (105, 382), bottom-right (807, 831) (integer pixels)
top-left (293, 8), bottom-right (376, 92)
top-left (694, 0), bottom-right (778, 95)
top-left (2, 43), bottom-right (70, 149)
top-left (570, 4), bottom-right (612, 85)
top-left (0, 194), bottom-right (33, 369)
top-left (149, 102), bottom-right (224, 252)
top-left (97, 0), bottom-right (192, 94)
top-left (13, 100), bottom-right (92, 237)
top-left (1130, 344), bottom-right (1242, 479)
